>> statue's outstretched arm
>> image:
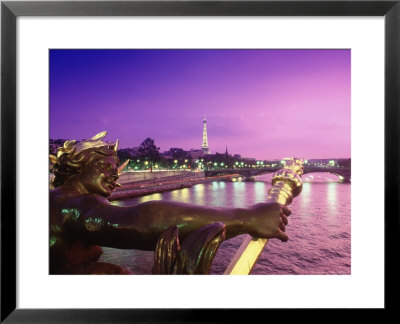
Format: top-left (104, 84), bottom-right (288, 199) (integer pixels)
top-left (69, 195), bottom-right (290, 251)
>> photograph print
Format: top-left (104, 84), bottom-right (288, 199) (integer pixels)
top-left (49, 49), bottom-right (351, 275)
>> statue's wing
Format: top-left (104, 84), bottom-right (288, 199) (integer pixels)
top-left (173, 222), bottom-right (226, 275)
top-left (153, 226), bottom-right (180, 274)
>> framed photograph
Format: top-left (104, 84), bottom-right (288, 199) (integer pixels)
top-left (1, 0), bottom-right (398, 321)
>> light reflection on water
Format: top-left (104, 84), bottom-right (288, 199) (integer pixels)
top-left (193, 183), bottom-right (205, 205)
top-left (232, 182), bottom-right (247, 207)
top-left (254, 182), bottom-right (267, 204)
top-left (138, 193), bottom-right (163, 204)
top-left (102, 173), bottom-right (351, 275)
top-left (300, 182), bottom-right (312, 206)
top-left (327, 182), bottom-right (338, 210)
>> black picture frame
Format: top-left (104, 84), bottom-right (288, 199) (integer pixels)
top-left (1, 0), bottom-right (399, 322)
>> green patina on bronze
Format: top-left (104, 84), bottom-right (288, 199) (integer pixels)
top-left (49, 236), bottom-right (57, 247)
top-left (61, 208), bottom-right (80, 222)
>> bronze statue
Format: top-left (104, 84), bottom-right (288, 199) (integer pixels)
top-left (49, 132), bottom-right (292, 274)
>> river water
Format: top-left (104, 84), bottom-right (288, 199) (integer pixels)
top-left (101, 173), bottom-right (351, 275)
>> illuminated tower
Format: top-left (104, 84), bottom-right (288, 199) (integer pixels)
top-left (202, 118), bottom-right (210, 155)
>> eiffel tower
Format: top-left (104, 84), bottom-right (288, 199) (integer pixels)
top-left (202, 118), bottom-right (210, 154)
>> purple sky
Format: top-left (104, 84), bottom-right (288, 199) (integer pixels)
top-left (50, 49), bottom-right (350, 160)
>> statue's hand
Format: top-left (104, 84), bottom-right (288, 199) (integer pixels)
top-left (248, 201), bottom-right (291, 242)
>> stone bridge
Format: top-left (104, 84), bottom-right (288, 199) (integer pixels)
top-left (205, 165), bottom-right (351, 183)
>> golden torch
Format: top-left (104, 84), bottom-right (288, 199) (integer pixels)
top-left (224, 158), bottom-right (304, 275)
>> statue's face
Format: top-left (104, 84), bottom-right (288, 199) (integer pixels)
top-left (79, 154), bottom-right (119, 197)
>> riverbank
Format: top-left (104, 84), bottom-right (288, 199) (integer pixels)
top-left (110, 173), bottom-right (238, 201)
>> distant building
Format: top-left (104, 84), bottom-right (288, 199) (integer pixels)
top-left (167, 148), bottom-right (186, 156)
top-left (162, 151), bottom-right (174, 159)
top-left (201, 118), bottom-right (210, 154)
top-left (163, 148), bottom-right (192, 161)
top-left (49, 139), bottom-right (67, 155)
top-left (49, 143), bottom-right (59, 155)
top-left (118, 147), bottom-right (139, 158)
top-left (190, 149), bottom-right (204, 160)
top-left (242, 157), bottom-right (256, 162)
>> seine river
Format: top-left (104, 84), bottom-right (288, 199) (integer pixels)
top-left (101, 173), bottom-right (351, 275)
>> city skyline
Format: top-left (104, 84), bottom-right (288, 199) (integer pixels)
top-left (50, 49), bottom-right (351, 160)
top-left (49, 132), bottom-right (350, 162)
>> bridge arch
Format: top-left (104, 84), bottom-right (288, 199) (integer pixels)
top-left (302, 168), bottom-right (351, 183)
top-left (205, 166), bottom-right (351, 183)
